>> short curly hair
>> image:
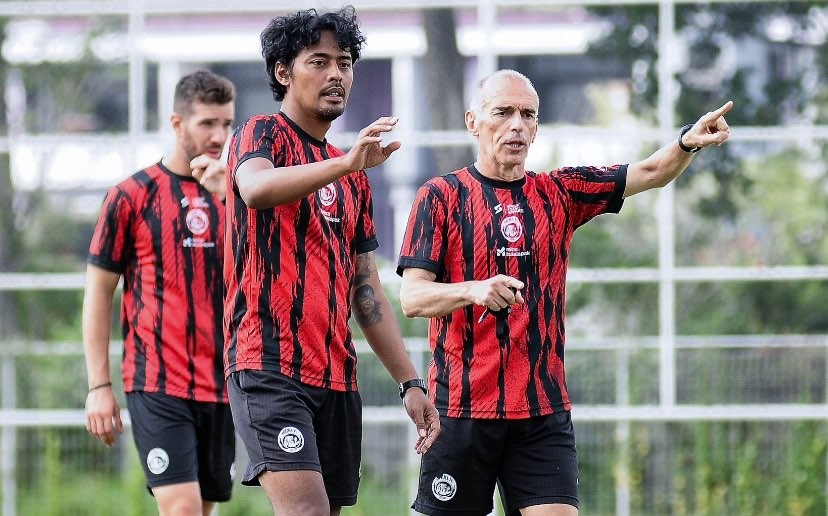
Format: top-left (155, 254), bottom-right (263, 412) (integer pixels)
top-left (260, 5), bottom-right (366, 102)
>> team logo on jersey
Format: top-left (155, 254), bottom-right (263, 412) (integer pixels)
top-left (186, 208), bottom-right (209, 235)
top-left (500, 215), bottom-right (523, 243)
top-left (432, 473), bottom-right (457, 501)
top-left (318, 184), bottom-right (337, 207)
top-left (278, 426), bottom-right (304, 453)
top-left (147, 447), bottom-right (169, 475)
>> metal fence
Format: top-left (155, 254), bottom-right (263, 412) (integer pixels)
top-left (1, 271), bottom-right (826, 515)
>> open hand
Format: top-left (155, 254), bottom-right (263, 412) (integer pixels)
top-left (344, 116), bottom-right (402, 172)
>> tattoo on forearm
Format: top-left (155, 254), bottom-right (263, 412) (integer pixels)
top-left (354, 254), bottom-right (372, 286)
top-left (353, 260), bottom-right (383, 327)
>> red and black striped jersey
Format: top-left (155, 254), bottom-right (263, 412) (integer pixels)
top-left (397, 164), bottom-right (626, 419)
top-left (88, 161), bottom-right (227, 403)
top-left (224, 113), bottom-right (378, 392)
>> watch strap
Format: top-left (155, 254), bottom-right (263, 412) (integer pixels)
top-left (678, 124), bottom-right (701, 153)
top-left (399, 378), bottom-right (428, 399)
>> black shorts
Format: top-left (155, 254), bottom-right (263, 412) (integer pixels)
top-left (227, 370), bottom-right (362, 507)
top-left (125, 391), bottom-right (235, 502)
top-left (413, 411), bottom-right (579, 515)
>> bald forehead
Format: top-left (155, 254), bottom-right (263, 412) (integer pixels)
top-left (479, 73), bottom-right (539, 110)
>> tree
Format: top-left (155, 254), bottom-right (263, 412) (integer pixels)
top-left (421, 8), bottom-right (474, 181)
top-left (587, 2), bottom-right (826, 218)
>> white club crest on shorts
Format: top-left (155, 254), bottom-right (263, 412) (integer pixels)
top-left (278, 426), bottom-right (305, 453)
top-left (147, 447), bottom-right (169, 475)
top-left (432, 473), bottom-right (457, 502)
top-left (186, 208), bottom-right (210, 235)
top-left (230, 462), bottom-right (236, 481)
top-left (500, 215), bottom-right (523, 243)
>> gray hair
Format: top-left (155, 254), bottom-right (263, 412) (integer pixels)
top-left (468, 69), bottom-right (538, 115)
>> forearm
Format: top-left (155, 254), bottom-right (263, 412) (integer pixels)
top-left (238, 155), bottom-right (357, 208)
top-left (624, 140), bottom-right (694, 197)
top-left (361, 295), bottom-right (420, 383)
top-left (82, 290), bottom-right (115, 387)
top-left (400, 277), bottom-right (474, 319)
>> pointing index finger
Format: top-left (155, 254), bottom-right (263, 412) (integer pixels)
top-left (711, 100), bottom-right (733, 118)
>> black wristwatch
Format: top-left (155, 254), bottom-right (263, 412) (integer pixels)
top-left (678, 124), bottom-right (701, 153)
top-left (399, 378), bottom-right (428, 399)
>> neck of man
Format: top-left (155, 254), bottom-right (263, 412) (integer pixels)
top-left (280, 103), bottom-right (332, 142)
top-left (162, 148), bottom-right (194, 178)
top-left (474, 159), bottom-right (526, 183)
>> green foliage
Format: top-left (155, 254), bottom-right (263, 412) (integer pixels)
top-left (626, 421), bottom-right (827, 515)
top-left (587, 2), bottom-right (826, 220)
top-left (17, 451), bottom-right (411, 516)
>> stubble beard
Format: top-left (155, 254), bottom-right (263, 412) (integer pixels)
top-left (316, 106), bottom-right (345, 122)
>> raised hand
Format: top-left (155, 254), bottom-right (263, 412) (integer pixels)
top-left (683, 101), bottom-right (733, 150)
top-left (344, 116), bottom-right (402, 172)
top-left (190, 154), bottom-right (227, 198)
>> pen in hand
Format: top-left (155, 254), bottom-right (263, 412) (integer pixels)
top-left (477, 287), bottom-right (518, 324)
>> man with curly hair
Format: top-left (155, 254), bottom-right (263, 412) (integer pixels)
top-left (223, 6), bottom-right (440, 514)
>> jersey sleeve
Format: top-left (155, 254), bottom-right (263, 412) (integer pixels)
top-left (553, 164), bottom-right (627, 228)
top-left (87, 187), bottom-right (134, 273)
top-left (228, 116), bottom-right (282, 185)
top-left (396, 181), bottom-right (448, 276)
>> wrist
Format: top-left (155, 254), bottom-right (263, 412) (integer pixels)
top-left (399, 378), bottom-right (428, 399)
top-left (678, 124), bottom-right (701, 153)
top-left (88, 381), bottom-right (112, 393)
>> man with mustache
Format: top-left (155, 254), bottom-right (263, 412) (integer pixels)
top-left (223, 6), bottom-right (440, 515)
top-left (83, 70), bottom-right (236, 515)
top-left (397, 69), bottom-right (732, 515)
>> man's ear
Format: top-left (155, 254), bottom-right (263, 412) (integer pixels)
top-left (275, 61), bottom-right (291, 86)
top-left (170, 112), bottom-right (183, 134)
top-left (465, 110), bottom-right (477, 136)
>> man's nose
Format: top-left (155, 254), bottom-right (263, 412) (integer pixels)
top-left (508, 112), bottom-right (525, 130)
top-left (328, 63), bottom-right (343, 81)
top-left (212, 126), bottom-right (230, 143)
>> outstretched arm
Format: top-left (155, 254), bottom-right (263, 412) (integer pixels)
top-left (352, 252), bottom-right (440, 454)
top-left (624, 101), bottom-right (733, 198)
top-left (236, 116), bottom-right (402, 209)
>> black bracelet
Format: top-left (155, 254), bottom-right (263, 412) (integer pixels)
top-left (88, 382), bottom-right (112, 392)
top-left (678, 124), bottom-right (701, 153)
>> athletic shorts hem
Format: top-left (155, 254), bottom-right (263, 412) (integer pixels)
top-left (241, 461), bottom-right (322, 486)
top-left (328, 495), bottom-right (358, 508)
top-left (203, 492), bottom-right (232, 504)
top-left (509, 495), bottom-right (579, 512)
top-left (412, 502), bottom-right (490, 515)
top-left (145, 473), bottom-right (199, 489)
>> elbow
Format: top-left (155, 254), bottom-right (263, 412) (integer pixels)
top-left (400, 300), bottom-right (418, 319)
top-left (399, 294), bottom-right (422, 319)
top-left (238, 186), bottom-right (272, 210)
